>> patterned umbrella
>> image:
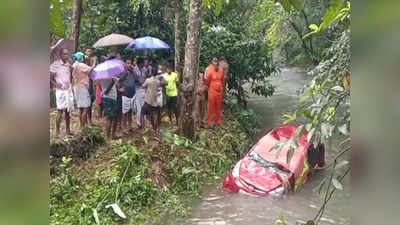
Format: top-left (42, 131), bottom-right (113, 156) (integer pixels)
top-left (126, 36), bottom-right (170, 50)
top-left (91, 58), bottom-right (125, 80)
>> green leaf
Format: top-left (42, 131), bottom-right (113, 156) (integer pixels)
top-left (299, 95), bottom-right (309, 103)
top-left (215, 0), bottom-right (223, 16)
top-left (295, 125), bottom-right (304, 138)
top-left (303, 0), bottom-right (347, 39)
top-left (274, 0), bottom-right (292, 12)
top-left (184, 139), bottom-right (191, 148)
top-left (307, 128), bottom-right (315, 142)
top-left (314, 177), bottom-right (327, 195)
top-left (288, 136), bottom-right (298, 149)
top-left (335, 160), bottom-right (349, 170)
top-left (161, 128), bottom-right (173, 140)
top-left (286, 146), bottom-right (295, 164)
top-left (332, 177), bottom-right (343, 190)
top-left (321, 123), bottom-right (334, 138)
top-left (313, 132), bottom-right (320, 148)
top-left (174, 135), bottom-right (186, 146)
top-left (282, 113), bottom-right (296, 124)
top-left (182, 167), bottom-right (196, 175)
top-left (320, 0), bottom-right (345, 30)
top-left (143, 136), bottom-right (149, 145)
top-left (105, 203), bottom-right (127, 219)
top-left (305, 123), bottom-right (312, 131)
top-left (274, 141), bottom-right (286, 158)
top-left (275, 212), bottom-right (286, 224)
top-left (334, 11), bottom-right (346, 21)
top-left (339, 137), bottom-right (351, 146)
top-left (271, 140), bottom-right (284, 152)
top-left (309, 24), bottom-right (319, 31)
top-left (303, 30), bottom-right (319, 39)
top-left (274, 0), bottom-right (304, 12)
top-left (306, 88), bottom-right (314, 97)
top-left (50, 0), bottom-right (65, 37)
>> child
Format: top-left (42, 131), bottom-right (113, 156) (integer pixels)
top-left (98, 78), bottom-right (118, 141)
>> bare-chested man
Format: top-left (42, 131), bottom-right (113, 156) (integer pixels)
top-left (193, 72), bottom-right (208, 129)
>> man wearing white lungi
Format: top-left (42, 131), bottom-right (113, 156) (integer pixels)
top-left (50, 48), bottom-right (73, 137)
top-left (134, 58), bottom-right (149, 128)
top-left (72, 52), bottom-right (94, 129)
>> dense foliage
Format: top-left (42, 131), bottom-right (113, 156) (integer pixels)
top-left (247, 0), bottom-right (333, 65)
top-left (277, 0), bottom-right (350, 224)
top-left (199, 0), bottom-right (279, 104)
top-left (200, 23), bottom-right (276, 104)
top-left (51, 0), bottom-right (175, 60)
top-left (50, 108), bottom-right (255, 225)
top-left (50, 0), bottom-right (278, 104)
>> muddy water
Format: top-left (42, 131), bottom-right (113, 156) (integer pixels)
top-left (179, 67), bottom-right (350, 225)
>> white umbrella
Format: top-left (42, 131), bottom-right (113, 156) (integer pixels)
top-left (93, 33), bottom-right (133, 48)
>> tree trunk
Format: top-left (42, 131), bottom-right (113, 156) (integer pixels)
top-left (71, 0), bottom-right (83, 52)
top-left (289, 20), bottom-right (314, 63)
top-left (300, 9), bottom-right (318, 64)
top-left (179, 0), bottom-right (202, 139)
top-left (174, 0), bottom-right (183, 77)
top-left (174, 0), bottom-right (184, 125)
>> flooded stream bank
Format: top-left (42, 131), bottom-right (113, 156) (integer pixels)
top-left (179, 67), bottom-right (350, 225)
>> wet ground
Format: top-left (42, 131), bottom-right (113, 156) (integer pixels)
top-left (180, 67), bottom-right (350, 225)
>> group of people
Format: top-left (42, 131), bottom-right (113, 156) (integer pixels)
top-left (99, 56), bottom-right (180, 140)
top-left (50, 47), bottom-right (227, 141)
top-left (50, 48), bottom-right (96, 137)
top-left (50, 47), bottom-right (180, 140)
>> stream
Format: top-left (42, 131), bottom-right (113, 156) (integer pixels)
top-left (178, 67), bottom-right (350, 225)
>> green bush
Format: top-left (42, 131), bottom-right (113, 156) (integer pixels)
top-left (200, 23), bottom-right (276, 104)
top-left (50, 108), bottom-right (252, 225)
top-left (50, 139), bottom-right (186, 225)
top-left (50, 126), bottom-right (105, 160)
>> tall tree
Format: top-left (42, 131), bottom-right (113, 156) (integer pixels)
top-left (50, 0), bottom-right (65, 38)
top-left (174, 0), bottom-right (184, 77)
top-left (71, 0), bottom-right (83, 51)
top-left (179, 0), bottom-right (202, 139)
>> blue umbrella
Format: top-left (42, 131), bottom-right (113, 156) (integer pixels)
top-left (126, 36), bottom-right (170, 50)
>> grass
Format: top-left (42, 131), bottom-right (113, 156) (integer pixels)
top-left (50, 105), bottom-right (258, 225)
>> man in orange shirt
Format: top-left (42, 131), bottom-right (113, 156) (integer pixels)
top-left (205, 57), bottom-right (225, 127)
top-left (205, 57), bottom-right (228, 94)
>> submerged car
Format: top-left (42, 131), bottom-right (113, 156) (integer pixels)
top-left (222, 124), bottom-right (325, 197)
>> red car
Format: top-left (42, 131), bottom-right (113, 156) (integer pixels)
top-left (222, 124), bottom-right (325, 197)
